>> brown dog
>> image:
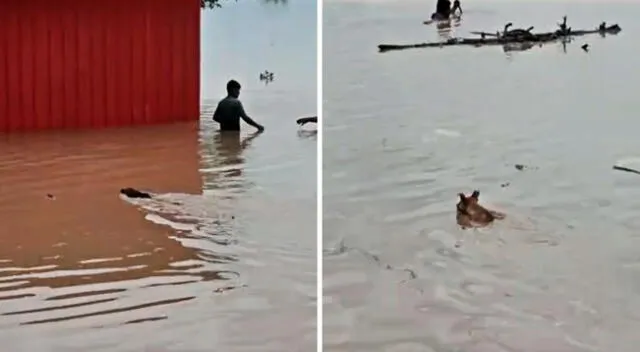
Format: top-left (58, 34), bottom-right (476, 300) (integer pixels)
top-left (456, 190), bottom-right (505, 229)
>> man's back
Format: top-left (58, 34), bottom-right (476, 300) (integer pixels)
top-left (213, 96), bottom-right (243, 131)
top-left (213, 80), bottom-right (264, 132)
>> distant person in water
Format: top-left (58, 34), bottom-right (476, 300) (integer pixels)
top-left (451, 0), bottom-right (462, 15)
top-left (213, 80), bottom-right (264, 132)
top-left (434, 0), bottom-right (451, 19)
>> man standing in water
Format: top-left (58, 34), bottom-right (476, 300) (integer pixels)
top-left (451, 0), bottom-right (462, 15)
top-left (213, 80), bottom-right (265, 132)
top-left (434, 0), bottom-right (451, 19)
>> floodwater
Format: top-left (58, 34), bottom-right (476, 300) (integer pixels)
top-left (323, 1), bottom-right (640, 351)
top-left (0, 1), bottom-right (317, 351)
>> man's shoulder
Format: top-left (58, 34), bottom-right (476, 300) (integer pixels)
top-left (219, 96), bottom-right (242, 106)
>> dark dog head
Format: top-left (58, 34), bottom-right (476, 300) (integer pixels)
top-left (120, 187), bottom-right (152, 199)
top-left (457, 190), bottom-right (480, 212)
top-left (456, 190), bottom-right (501, 228)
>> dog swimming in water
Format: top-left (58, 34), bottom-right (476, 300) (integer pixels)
top-left (120, 187), bottom-right (152, 199)
top-left (456, 190), bottom-right (505, 229)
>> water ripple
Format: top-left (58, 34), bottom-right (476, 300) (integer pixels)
top-left (0, 105), bottom-right (315, 351)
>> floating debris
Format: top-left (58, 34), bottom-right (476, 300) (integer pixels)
top-left (514, 164), bottom-right (539, 171)
top-left (259, 70), bottom-right (275, 84)
top-left (378, 17), bottom-right (621, 53)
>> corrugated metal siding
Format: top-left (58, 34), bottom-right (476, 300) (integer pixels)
top-left (0, 0), bottom-right (200, 132)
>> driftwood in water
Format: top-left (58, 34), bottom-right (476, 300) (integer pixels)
top-left (378, 18), bottom-right (621, 53)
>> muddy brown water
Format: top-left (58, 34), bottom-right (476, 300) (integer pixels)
top-left (0, 110), bottom-right (315, 351)
top-left (323, 0), bottom-right (640, 351)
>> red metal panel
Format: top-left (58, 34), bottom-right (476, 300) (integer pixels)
top-left (154, 0), bottom-right (169, 122)
top-left (166, 0), bottom-right (180, 123)
top-left (0, 8), bottom-right (7, 133)
top-left (104, 2), bottom-right (119, 129)
top-left (170, 1), bottom-right (185, 123)
top-left (130, 0), bottom-right (146, 126)
top-left (76, 0), bottom-right (92, 130)
top-left (61, 0), bottom-right (78, 130)
top-left (186, 0), bottom-right (201, 121)
top-left (114, 0), bottom-right (133, 128)
top-left (90, 3), bottom-right (107, 129)
top-left (6, 5), bottom-right (21, 132)
top-left (33, 1), bottom-right (50, 130)
top-left (144, 0), bottom-right (157, 125)
top-left (20, 2), bottom-right (36, 132)
top-left (49, 2), bottom-right (65, 130)
top-left (0, 0), bottom-right (201, 133)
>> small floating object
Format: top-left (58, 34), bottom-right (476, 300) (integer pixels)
top-left (514, 164), bottom-right (538, 171)
top-left (46, 193), bottom-right (55, 200)
top-left (259, 70), bottom-right (275, 84)
top-left (581, 43), bottom-right (589, 52)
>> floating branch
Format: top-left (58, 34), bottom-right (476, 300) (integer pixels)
top-left (378, 18), bottom-right (621, 53)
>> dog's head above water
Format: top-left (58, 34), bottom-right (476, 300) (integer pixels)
top-left (120, 187), bottom-right (152, 199)
top-left (456, 190), bottom-right (504, 228)
top-left (457, 190), bottom-right (479, 208)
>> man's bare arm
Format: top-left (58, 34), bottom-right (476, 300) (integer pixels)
top-left (212, 106), bottom-right (221, 122)
top-left (238, 102), bottom-right (264, 131)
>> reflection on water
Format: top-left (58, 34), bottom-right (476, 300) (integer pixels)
top-left (200, 130), bottom-right (263, 195)
top-left (0, 113), bottom-right (316, 351)
top-left (324, 0), bottom-right (640, 351)
top-left (435, 17), bottom-right (462, 39)
top-left (0, 122), bottom-right (234, 328)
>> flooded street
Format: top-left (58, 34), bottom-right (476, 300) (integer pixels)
top-left (0, 1), bottom-right (317, 351)
top-left (323, 1), bottom-right (640, 351)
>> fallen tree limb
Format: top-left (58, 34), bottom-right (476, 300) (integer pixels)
top-left (378, 19), bottom-right (621, 53)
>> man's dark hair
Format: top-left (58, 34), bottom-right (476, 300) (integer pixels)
top-left (226, 80), bottom-right (241, 94)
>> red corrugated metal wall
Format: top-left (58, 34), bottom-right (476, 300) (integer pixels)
top-left (0, 0), bottom-right (200, 133)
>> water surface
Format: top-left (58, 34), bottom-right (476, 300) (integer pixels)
top-left (323, 1), bottom-right (640, 351)
top-left (0, 1), bottom-right (317, 351)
